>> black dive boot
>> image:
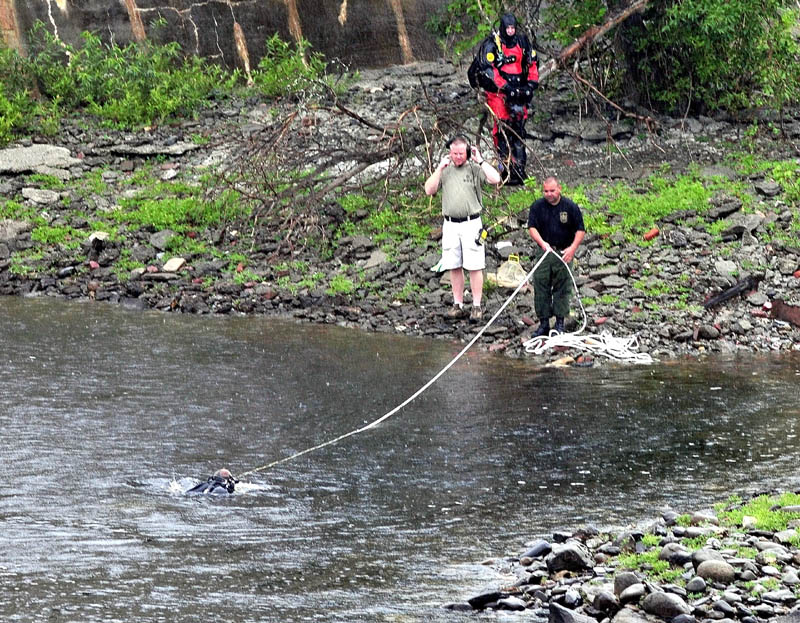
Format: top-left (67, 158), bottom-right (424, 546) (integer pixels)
top-left (554, 317), bottom-right (565, 334)
top-left (533, 318), bottom-right (550, 337)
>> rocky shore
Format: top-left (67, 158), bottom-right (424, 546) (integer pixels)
top-left (1, 61), bottom-right (798, 363)
top-left (450, 496), bottom-right (800, 623)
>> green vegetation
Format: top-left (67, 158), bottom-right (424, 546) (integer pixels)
top-left (616, 547), bottom-right (685, 584)
top-left (252, 34), bottom-right (339, 99)
top-left (337, 192), bottom-right (434, 248)
top-left (716, 492), bottom-right (800, 532)
top-left (326, 273), bottom-right (357, 296)
top-left (113, 189), bottom-right (247, 233)
top-left (30, 224), bottom-right (82, 249)
top-left (615, 492), bottom-right (800, 587)
top-left (428, 0), bottom-right (800, 115)
top-left (28, 23), bottom-right (236, 128)
top-left (0, 24), bottom-right (345, 145)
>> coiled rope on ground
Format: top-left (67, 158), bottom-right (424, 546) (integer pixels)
top-left (238, 249), bottom-right (650, 478)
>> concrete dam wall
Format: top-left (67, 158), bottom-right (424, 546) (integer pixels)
top-left (0, 0), bottom-right (448, 70)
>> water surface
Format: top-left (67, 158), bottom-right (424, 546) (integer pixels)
top-left (2, 297), bottom-right (799, 621)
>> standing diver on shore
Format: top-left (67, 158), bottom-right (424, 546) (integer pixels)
top-left (468, 12), bottom-right (539, 185)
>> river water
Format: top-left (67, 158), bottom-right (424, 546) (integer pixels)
top-left (2, 296), bottom-right (799, 622)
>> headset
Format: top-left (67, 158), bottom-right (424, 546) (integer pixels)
top-left (446, 136), bottom-right (472, 158)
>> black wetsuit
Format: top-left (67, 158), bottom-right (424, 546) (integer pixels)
top-left (187, 474), bottom-right (236, 494)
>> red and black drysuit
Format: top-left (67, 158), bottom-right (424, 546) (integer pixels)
top-left (469, 13), bottom-right (539, 185)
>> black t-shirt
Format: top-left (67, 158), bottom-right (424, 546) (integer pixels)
top-left (527, 196), bottom-right (585, 250)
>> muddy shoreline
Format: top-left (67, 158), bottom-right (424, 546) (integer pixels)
top-left (1, 62), bottom-right (798, 363)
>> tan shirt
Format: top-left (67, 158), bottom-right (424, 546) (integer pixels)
top-left (440, 162), bottom-right (486, 218)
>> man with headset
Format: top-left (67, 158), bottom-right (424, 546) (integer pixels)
top-left (424, 136), bottom-right (501, 321)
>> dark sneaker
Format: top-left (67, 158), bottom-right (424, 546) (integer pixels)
top-left (554, 317), bottom-right (565, 333)
top-left (469, 306), bottom-right (483, 322)
top-left (446, 304), bottom-right (467, 319)
top-left (532, 319), bottom-right (550, 337)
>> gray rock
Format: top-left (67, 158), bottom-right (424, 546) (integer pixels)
top-left (594, 590), bottom-right (620, 615)
top-left (686, 577), bottom-right (707, 593)
top-left (150, 229), bottom-right (177, 251)
top-left (108, 142), bottom-right (200, 157)
top-left (611, 607), bottom-right (663, 623)
top-left (714, 599), bottom-right (737, 616)
top-left (0, 144), bottom-right (81, 174)
top-left (641, 592), bottom-right (692, 618)
top-left (696, 559), bottom-right (736, 583)
top-left (762, 589), bottom-right (796, 602)
top-left (754, 180), bottom-right (781, 197)
top-left (692, 548), bottom-right (726, 568)
top-left (619, 583), bottom-right (646, 604)
top-left (363, 249), bottom-right (389, 269)
top-left (601, 275), bottom-right (628, 288)
top-left (660, 542), bottom-right (692, 565)
top-left (781, 570), bottom-right (800, 585)
top-left (522, 539), bottom-right (553, 560)
top-left (549, 602), bottom-right (597, 623)
top-left (546, 543), bottom-right (595, 573)
top-left (0, 219), bottom-right (30, 243)
top-left (714, 259), bottom-right (738, 277)
top-left (21, 187), bottom-right (60, 205)
top-left (721, 213), bottom-right (764, 237)
top-left (498, 596), bottom-right (527, 611)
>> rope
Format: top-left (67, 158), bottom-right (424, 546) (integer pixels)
top-left (238, 249), bottom-right (651, 478)
top-left (238, 251), bottom-right (550, 479)
top-left (521, 250), bottom-right (653, 364)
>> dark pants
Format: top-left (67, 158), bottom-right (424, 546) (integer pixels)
top-left (532, 251), bottom-right (572, 319)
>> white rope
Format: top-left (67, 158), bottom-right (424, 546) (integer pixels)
top-left (238, 252), bottom-right (550, 478)
top-left (238, 249), bottom-right (651, 478)
top-left (522, 250), bottom-right (653, 365)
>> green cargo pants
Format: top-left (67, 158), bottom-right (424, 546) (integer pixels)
top-left (532, 250), bottom-right (572, 320)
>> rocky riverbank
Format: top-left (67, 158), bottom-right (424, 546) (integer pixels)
top-left (1, 61), bottom-right (798, 363)
top-left (450, 495), bottom-right (800, 623)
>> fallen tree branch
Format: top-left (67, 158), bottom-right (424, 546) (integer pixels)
top-left (538, 0), bottom-right (649, 82)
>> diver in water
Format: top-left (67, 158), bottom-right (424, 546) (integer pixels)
top-left (187, 468), bottom-right (238, 494)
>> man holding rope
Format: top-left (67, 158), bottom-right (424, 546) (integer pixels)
top-left (528, 176), bottom-right (585, 337)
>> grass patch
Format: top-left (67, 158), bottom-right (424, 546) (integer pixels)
top-left (716, 492), bottom-right (800, 532)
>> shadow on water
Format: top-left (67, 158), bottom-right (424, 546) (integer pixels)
top-left (1, 297), bottom-right (799, 621)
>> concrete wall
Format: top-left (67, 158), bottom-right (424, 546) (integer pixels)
top-left (0, 0), bottom-right (447, 69)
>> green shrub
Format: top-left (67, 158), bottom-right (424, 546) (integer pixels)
top-left (114, 190), bottom-right (248, 233)
top-left (626, 0), bottom-right (800, 113)
top-left (0, 45), bottom-right (58, 144)
top-left (326, 273), bottom-right (356, 296)
top-left (28, 23), bottom-right (235, 127)
top-left (252, 34), bottom-right (327, 99)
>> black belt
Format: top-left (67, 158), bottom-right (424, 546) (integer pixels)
top-left (444, 214), bottom-right (480, 223)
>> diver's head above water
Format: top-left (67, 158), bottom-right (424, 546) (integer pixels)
top-left (187, 467), bottom-right (238, 494)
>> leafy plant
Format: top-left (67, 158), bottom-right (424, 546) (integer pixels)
top-left (625, 0), bottom-right (800, 114)
top-left (326, 273), bottom-right (356, 296)
top-left (28, 22), bottom-right (236, 127)
top-left (30, 225), bottom-right (82, 249)
top-left (252, 34), bottom-right (328, 99)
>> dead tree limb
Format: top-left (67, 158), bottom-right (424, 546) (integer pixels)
top-left (538, 0), bottom-right (649, 82)
top-left (703, 275), bottom-right (763, 309)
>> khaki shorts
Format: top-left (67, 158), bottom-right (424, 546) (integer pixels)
top-left (440, 217), bottom-right (485, 271)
